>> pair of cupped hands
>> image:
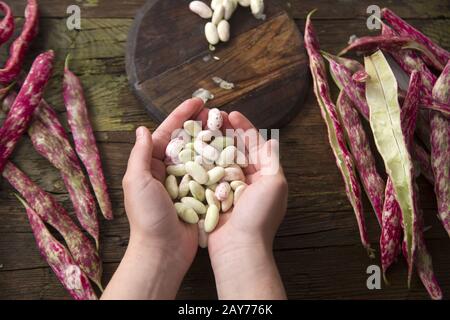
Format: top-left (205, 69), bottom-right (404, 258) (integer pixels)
top-left (102, 98), bottom-right (288, 300)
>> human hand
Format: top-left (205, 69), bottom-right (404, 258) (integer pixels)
top-left (204, 111), bottom-right (288, 299)
top-left (102, 98), bottom-right (204, 299)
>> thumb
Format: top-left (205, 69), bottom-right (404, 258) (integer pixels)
top-left (126, 126), bottom-right (153, 179)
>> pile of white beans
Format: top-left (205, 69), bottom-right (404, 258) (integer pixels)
top-left (164, 108), bottom-right (248, 248)
top-left (189, 0), bottom-right (265, 47)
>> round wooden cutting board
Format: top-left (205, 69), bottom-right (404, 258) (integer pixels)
top-left (126, 0), bottom-right (310, 129)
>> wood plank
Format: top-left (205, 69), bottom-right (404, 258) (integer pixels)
top-left (6, 0), bottom-right (449, 19)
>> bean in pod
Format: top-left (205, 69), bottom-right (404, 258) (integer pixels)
top-left (198, 219), bottom-right (209, 248)
top-left (205, 205), bottom-right (220, 233)
top-left (221, 190), bottom-right (234, 212)
top-left (181, 196), bottom-right (207, 215)
top-left (215, 181), bottom-right (231, 201)
top-left (189, 180), bottom-right (206, 202)
top-left (189, 1), bottom-right (213, 19)
top-left (165, 175), bottom-right (178, 200)
top-left (185, 161), bottom-right (209, 184)
top-left (205, 22), bottom-right (220, 45)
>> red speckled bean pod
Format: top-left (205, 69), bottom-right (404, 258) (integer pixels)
top-left (339, 36), bottom-right (445, 71)
top-left (2, 92), bottom-right (100, 248)
top-left (381, 72), bottom-right (422, 277)
top-left (430, 61), bottom-right (450, 237)
top-left (0, 50), bottom-right (54, 172)
top-left (382, 8), bottom-right (450, 70)
top-left (15, 194), bottom-right (98, 300)
top-left (0, 0), bottom-right (39, 84)
top-left (0, 1), bottom-right (14, 46)
top-left (305, 10), bottom-right (373, 256)
top-left (63, 57), bottom-right (113, 221)
top-left (325, 54), bottom-right (435, 185)
top-left (2, 162), bottom-right (103, 290)
top-left (337, 92), bottom-right (385, 225)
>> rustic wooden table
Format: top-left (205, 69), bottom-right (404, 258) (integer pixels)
top-left (0, 0), bottom-right (448, 299)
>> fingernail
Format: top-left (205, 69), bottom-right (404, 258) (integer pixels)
top-left (136, 127), bottom-right (145, 140)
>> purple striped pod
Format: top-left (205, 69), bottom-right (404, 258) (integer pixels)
top-left (382, 8), bottom-right (450, 70)
top-left (324, 53), bottom-right (435, 186)
top-left (381, 22), bottom-right (437, 98)
top-left (2, 91), bottom-right (100, 248)
top-left (380, 71), bottom-right (421, 278)
top-left (0, 1), bottom-right (14, 46)
top-left (2, 162), bottom-right (103, 290)
top-left (337, 91), bottom-right (385, 225)
top-left (0, 0), bottom-right (39, 84)
top-left (430, 61), bottom-right (450, 237)
top-left (16, 194), bottom-right (98, 300)
top-left (352, 70), bottom-right (368, 83)
top-left (0, 50), bottom-right (54, 172)
top-left (339, 35), bottom-right (445, 72)
top-left (306, 10), bottom-right (373, 256)
top-left (63, 56), bottom-right (113, 221)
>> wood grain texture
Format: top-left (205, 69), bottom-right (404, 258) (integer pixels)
top-left (6, 0), bottom-right (450, 19)
top-left (127, 0), bottom-right (309, 128)
top-left (0, 0), bottom-right (449, 299)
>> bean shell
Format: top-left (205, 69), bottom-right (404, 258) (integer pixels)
top-left (181, 197), bottom-right (207, 214)
top-left (215, 182), bottom-right (231, 201)
top-left (180, 207), bottom-right (200, 224)
top-left (212, 5), bottom-right (225, 25)
top-left (185, 161), bottom-right (208, 184)
top-left (205, 22), bottom-right (220, 45)
top-left (204, 205), bottom-right (220, 232)
top-left (221, 190), bottom-right (234, 212)
top-left (205, 188), bottom-right (221, 209)
top-left (166, 164), bottom-right (186, 176)
top-left (189, 1), bottom-right (213, 19)
top-left (233, 185), bottom-right (246, 205)
top-left (198, 219), bottom-right (209, 248)
top-left (189, 180), bottom-right (205, 202)
top-left (165, 175), bottom-right (178, 200)
top-left (178, 175), bottom-right (191, 198)
top-left (217, 20), bottom-right (230, 42)
top-left (183, 120), bottom-right (202, 137)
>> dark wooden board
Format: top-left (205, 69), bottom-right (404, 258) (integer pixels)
top-left (0, 0), bottom-right (449, 299)
top-left (126, 0), bottom-right (310, 129)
